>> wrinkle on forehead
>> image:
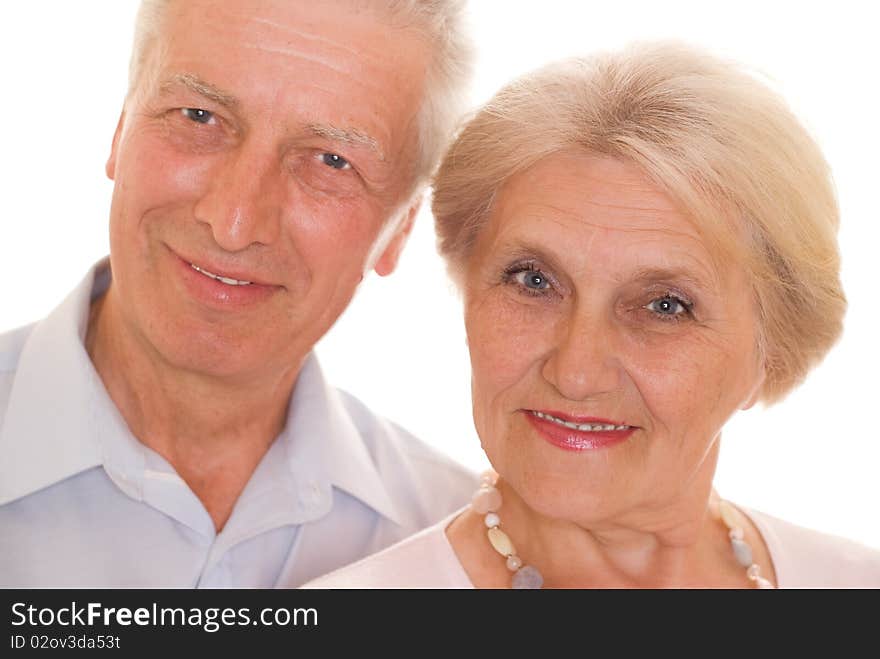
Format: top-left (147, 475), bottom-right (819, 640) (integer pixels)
top-left (246, 17), bottom-right (370, 60)
top-left (222, 5), bottom-right (419, 101)
top-left (485, 160), bottom-right (729, 289)
top-left (499, 189), bottom-right (711, 266)
top-left (226, 4), bottom-right (394, 69)
top-left (498, 154), bottom-right (697, 233)
top-left (513, 198), bottom-right (702, 239)
top-left (240, 42), bottom-right (357, 77)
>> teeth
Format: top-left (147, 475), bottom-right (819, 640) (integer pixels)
top-left (532, 411), bottom-right (629, 432)
top-left (216, 275), bottom-right (250, 286)
top-left (191, 263), bottom-right (252, 286)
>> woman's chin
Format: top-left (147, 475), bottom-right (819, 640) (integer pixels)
top-left (498, 472), bottom-right (623, 526)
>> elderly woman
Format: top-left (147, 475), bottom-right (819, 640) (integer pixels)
top-left (306, 43), bottom-right (880, 588)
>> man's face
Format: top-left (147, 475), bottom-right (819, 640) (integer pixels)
top-left (104, 0), bottom-right (429, 379)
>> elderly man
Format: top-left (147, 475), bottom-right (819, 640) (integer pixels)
top-left (0, 0), bottom-right (475, 587)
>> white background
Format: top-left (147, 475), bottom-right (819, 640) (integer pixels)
top-left (1, 2), bottom-right (878, 549)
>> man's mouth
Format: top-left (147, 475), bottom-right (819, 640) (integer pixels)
top-left (189, 262), bottom-right (252, 286)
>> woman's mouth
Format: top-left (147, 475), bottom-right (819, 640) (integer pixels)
top-left (529, 410), bottom-right (632, 431)
top-left (524, 410), bottom-right (636, 451)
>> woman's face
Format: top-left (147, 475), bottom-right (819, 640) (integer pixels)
top-left (463, 152), bottom-right (765, 525)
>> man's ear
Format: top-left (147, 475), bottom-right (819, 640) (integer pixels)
top-left (374, 197), bottom-right (421, 277)
top-left (105, 110), bottom-right (126, 180)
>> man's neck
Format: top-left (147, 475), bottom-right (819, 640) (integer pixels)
top-left (85, 289), bottom-right (303, 532)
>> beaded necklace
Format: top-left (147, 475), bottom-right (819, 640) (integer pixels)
top-left (472, 471), bottom-right (775, 589)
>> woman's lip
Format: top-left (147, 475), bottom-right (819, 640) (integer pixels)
top-left (528, 410), bottom-right (631, 427)
top-left (524, 410), bottom-right (636, 451)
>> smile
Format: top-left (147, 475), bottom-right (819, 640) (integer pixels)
top-left (528, 410), bottom-right (631, 431)
top-left (189, 263), bottom-right (252, 286)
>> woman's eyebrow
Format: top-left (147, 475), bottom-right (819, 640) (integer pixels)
top-left (495, 241), bottom-right (564, 268)
top-left (629, 266), bottom-right (715, 290)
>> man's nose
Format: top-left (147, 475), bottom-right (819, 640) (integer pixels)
top-left (193, 142), bottom-right (283, 252)
top-left (541, 305), bottom-right (621, 402)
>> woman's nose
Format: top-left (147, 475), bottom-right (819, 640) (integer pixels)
top-left (193, 142), bottom-right (283, 252)
top-left (541, 306), bottom-right (621, 401)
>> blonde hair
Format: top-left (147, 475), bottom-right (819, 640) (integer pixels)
top-left (432, 42), bottom-right (845, 404)
top-left (128, 0), bottom-right (473, 185)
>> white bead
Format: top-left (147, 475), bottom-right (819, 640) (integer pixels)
top-left (488, 527), bottom-right (516, 557)
top-left (747, 564), bottom-right (761, 580)
top-left (728, 527), bottom-right (744, 541)
top-left (756, 576), bottom-right (774, 589)
top-left (480, 470), bottom-right (496, 486)
top-left (506, 555), bottom-right (522, 571)
top-left (731, 538), bottom-right (753, 567)
top-left (472, 485), bottom-right (502, 514)
top-left (484, 512), bottom-right (501, 528)
top-left (719, 500), bottom-right (741, 529)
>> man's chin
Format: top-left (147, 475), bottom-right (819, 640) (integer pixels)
top-left (150, 332), bottom-right (296, 383)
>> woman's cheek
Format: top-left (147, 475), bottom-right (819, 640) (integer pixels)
top-left (467, 292), bottom-right (553, 394)
top-left (621, 331), bottom-right (738, 442)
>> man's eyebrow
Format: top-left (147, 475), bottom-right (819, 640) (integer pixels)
top-left (307, 123), bottom-right (384, 161)
top-left (157, 78), bottom-right (384, 159)
top-left (160, 73), bottom-right (239, 109)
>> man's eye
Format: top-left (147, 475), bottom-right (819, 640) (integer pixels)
top-left (319, 153), bottom-right (351, 170)
top-left (181, 108), bottom-right (214, 125)
top-left (513, 269), bottom-right (550, 291)
top-left (646, 296), bottom-right (691, 318)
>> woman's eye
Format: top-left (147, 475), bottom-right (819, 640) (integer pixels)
top-left (646, 296), bottom-right (690, 318)
top-left (319, 153), bottom-right (351, 170)
top-left (181, 108), bottom-right (215, 125)
top-left (513, 269), bottom-right (550, 292)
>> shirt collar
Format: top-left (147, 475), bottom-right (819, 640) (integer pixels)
top-left (280, 353), bottom-right (403, 526)
top-left (0, 259), bottom-right (404, 526)
top-left (0, 260), bottom-right (112, 505)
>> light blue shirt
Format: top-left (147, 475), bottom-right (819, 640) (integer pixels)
top-left (0, 261), bottom-right (475, 587)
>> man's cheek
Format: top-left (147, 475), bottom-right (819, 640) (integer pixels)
top-left (120, 137), bottom-right (212, 198)
top-left (292, 217), bottom-right (379, 266)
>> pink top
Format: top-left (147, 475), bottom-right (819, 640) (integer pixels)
top-left (303, 505), bottom-right (880, 588)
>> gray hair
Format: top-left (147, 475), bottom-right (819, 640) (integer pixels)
top-left (127, 0), bottom-right (474, 186)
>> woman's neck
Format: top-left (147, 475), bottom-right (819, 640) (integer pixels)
top-left (448, 479), bottom-right (774, 588)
